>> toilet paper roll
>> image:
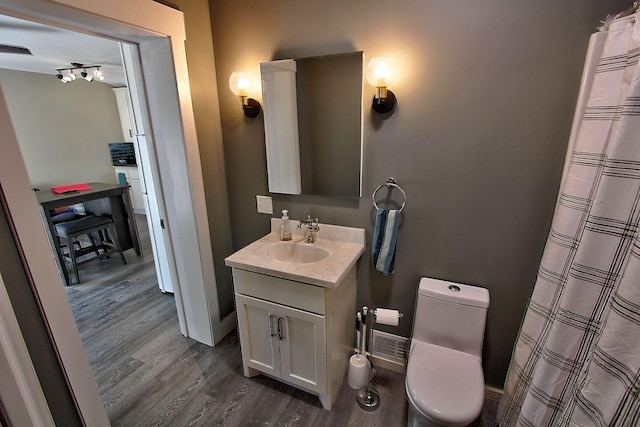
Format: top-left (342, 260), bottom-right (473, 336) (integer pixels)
top-left (347, 354), bottom-right (370, 389)
top-left (375, 308), bottom-right (400, 326)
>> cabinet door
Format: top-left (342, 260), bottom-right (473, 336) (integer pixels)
top-left (278, 305), bottom-right (326, 394)
top-left (235, 294), bottom-right (281, 378)
top-left (127, 177), bottom-right (145, 214)
top-left (113, 87), bottom-right (134, 142)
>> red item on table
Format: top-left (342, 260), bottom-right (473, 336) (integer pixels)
top-left (51, 183), bottom-right (92, 194)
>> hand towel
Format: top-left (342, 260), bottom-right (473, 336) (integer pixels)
top-left (372, 208), bottom-right (399, 275)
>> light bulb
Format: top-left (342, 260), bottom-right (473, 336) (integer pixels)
top-left (94, 68), bottom-right (105, 81)
top-left (366, 57), bottom-right (396, 89)
top-left (229, 71), bottom-right (252, 98)
top-left (366, 56), bottom-right (398, 113)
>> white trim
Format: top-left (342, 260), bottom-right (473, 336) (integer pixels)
top-left (0, 272), bottom-right (55, 427)
top-left (120, 43), bottom-right (188, 336)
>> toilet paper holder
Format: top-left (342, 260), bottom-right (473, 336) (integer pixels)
top-left (358, 307), bottom-right (404, 357)
top-left (352, 307), bottom-right (404, 412)
top-left (372, 308), bottom-right (403, 327)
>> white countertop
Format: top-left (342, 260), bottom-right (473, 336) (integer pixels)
top-left (224, 219), bottom-right (366, 288)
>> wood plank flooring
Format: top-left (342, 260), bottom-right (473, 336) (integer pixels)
top-left (64, 215), bottom-right (498, 426)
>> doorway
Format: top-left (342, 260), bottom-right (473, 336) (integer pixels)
top-left (0, 0), bottom-right (231, 422)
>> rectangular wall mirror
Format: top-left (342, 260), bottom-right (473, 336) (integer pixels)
top-left (260, 51), bottom-right (363, 198)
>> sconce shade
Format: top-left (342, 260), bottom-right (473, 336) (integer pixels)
top-left (367, 57), bottom-right (395, 90)
top-left (229, 71), bottom-right (251, 98)
top-left (229, 71), bottom-right (261, 118)
top-left (367, 57), bottom-right (396, 114)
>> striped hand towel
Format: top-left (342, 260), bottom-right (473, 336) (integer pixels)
top-left (372, 208), bottom-right (399, 275)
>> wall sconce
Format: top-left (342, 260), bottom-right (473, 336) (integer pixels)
top-left (366, 57), bottom-right (396, 113)
top-left (56, 62), bottom-right (105, 84)
top-left (229, 71), bottom-right (261, 118)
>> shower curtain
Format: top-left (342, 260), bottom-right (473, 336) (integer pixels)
top-left (497, 12), bottom-right (640, 427)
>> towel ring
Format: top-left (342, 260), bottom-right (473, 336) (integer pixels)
top-left (372, 178), bottom-right (406, 212)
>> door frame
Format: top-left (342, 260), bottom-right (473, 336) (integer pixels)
top-left (0, 0), bottom-right (234, 422)
top-left (0, 271), bottom-right (55, 427)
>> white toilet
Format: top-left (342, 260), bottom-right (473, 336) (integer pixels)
top-left (405, 277), bottom-right (490, 426)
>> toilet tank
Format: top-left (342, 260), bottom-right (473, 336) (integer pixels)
top-left (412, 277), bottom-right (490, 359)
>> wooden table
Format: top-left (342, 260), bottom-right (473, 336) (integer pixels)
top-left (36, 182), bottom-right (142, 285)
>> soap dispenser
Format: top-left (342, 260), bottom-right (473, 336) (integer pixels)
top-left (280, 210), bottom-right (292, 241)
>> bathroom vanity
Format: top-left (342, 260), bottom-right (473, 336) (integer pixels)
top-left (225, 219), bottom-right (365, 410)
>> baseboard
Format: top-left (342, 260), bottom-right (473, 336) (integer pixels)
top-left (484, 385), bottom-right (504, 402)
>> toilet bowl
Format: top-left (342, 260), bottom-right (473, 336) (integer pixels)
top-left (405, 278), bottom-right (490, 427)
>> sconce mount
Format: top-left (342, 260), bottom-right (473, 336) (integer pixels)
top-left (372, 90), bottom-right (396, 114)
top-left (243, 98), bottom-right (261, 118)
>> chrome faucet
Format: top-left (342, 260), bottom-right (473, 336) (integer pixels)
top-left (298, 215), bottom-right (320, 243)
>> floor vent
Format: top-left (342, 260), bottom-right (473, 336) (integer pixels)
top-left (371, 330), bottom-right (409, 365)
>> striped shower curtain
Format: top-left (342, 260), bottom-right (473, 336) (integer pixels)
top-left (498, 12), bottom-right (640, 427)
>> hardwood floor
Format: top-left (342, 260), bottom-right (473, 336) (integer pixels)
top-left (64, 215), bottom-right (498, 426)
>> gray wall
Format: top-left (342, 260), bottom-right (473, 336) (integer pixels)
top-left (209, 0), bottom-right (630, 388)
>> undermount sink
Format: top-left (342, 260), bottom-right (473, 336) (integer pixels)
top-left (267, 242), bottom-right (330, 264)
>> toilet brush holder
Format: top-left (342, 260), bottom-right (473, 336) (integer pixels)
top-left (356, 386), bottom-right (380, 411)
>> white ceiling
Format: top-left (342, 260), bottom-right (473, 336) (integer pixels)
top-left (0, 14), bottom-right (126, 86)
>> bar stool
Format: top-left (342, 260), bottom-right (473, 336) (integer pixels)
top-left (54, 215), bottom-right (127, 284)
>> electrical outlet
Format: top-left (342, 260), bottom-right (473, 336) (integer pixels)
top-left (256, 195), bottom-right (273, 215)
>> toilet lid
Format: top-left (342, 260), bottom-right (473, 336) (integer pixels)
top-left (405, 342), bottom-right (484, 425)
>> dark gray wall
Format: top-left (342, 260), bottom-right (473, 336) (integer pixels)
top-left (208, 0), bottom-right (630, 388)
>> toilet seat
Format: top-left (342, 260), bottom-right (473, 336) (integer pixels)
top-left (405, 341), bottom-right (484, 426)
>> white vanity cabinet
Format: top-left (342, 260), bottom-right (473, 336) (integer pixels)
top-left (232, 267), bottom-right (356, 410)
